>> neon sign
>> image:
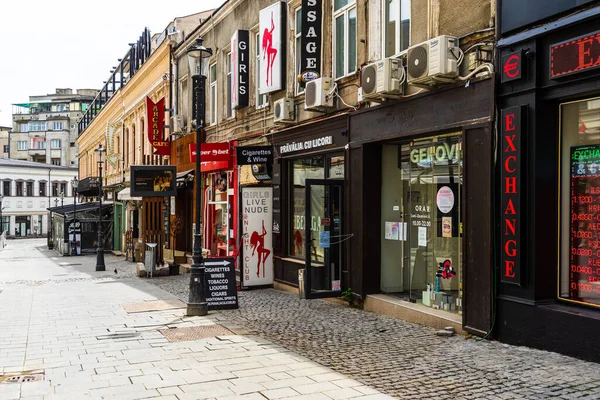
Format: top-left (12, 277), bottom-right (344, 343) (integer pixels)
top-left (551, 30), bottom-right (600, 79)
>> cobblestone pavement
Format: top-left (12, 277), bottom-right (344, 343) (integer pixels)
top-left (141, 261), bottom-right (600, 399)
top-left (0, 239), bottom-right (392, 400)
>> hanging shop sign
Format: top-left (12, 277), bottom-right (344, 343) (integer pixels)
top-left (279, 135), bottom-right (333, 154)
top-left (551, 30), bottom-right (600, 79)
top-left (130, 165), bottom-right (176, 197)
top-left (188, 143), bottom-right (230, 162)
top-left (501, 50), bottom-right (523, 83)
top-left (299, 0), bottom-right (322, 85)
top-left (204, 257), bottom-right (239, 310)
top-left (236, 146), bottom-right (273, 165)
top-left (251, 164), bottom-right (273, 181)
top-left (231, 30), bottom-right (250, 109)
top-left (259, 1), bottom-right (286, 94)
top-left (146, 97), bottom-right (170, 156)
top-left (241, 186), bottom-right (274, 287)
top-left (501, 106), bottom-right (525, 285)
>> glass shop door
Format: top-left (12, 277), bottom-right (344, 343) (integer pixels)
top-left (304, 179), bottom-right (344, 299)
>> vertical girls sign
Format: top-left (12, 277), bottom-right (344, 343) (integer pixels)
top-left (231, 30), bottom-right (249, 109)
top-left (241, 186), bottom-right (274, 286)
top-left (259, 2), bottom-right (286, 94)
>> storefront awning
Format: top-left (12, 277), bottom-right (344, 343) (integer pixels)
top-left (47, 201), bottom-right (114, 216)
top-left (117, 187), bottom-right (142, 201)
top-left (176, 169), bottom-right (194, 187)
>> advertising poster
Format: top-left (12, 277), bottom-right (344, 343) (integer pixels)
top-left (242, 186), bottom-right (274, 286)
top-left (130, 166), bottom-right (176, 197)
top-left (259, 2), bottom-right (285, 94)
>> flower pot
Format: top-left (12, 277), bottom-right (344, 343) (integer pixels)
top-left (169, 263), bottom-right (180, 275)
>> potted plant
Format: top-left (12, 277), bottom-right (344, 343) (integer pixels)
top-left (168, 216), bottom-right (183, 275)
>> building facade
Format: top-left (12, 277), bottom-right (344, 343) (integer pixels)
top-left (496, 0), bottom-right (600, 362)
top-left (0, 126), bottom-right (10, 157)
top-left (11, 89), bottom-right (96, 167)
top-left (170, 0), bottom-right (496, 333)
top-left (0, 157), bottom-right (77, 237)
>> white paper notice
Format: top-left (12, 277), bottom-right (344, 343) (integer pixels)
top-left (385, 222), bottom-right (399, 240)
top-left (418, 226), bottom-right (427, 247)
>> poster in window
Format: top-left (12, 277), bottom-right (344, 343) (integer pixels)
top-left (568, 145), bottom-right (600, 305)
top-left (241, 187), bottom-right (273, 286)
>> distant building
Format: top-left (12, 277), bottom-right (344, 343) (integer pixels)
top-left (0, 126), bottom-right (10, 157)
top-left (0, 157), bottom-right (77, 237)
top-left (11, 89), bottom-right (97, 167)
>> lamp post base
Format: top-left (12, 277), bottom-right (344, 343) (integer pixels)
top-left (96, 248), bottom-right (105, 271)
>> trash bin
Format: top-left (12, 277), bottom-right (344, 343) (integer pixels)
top-left (298, 268), bottom-right (305, 299)
top-left (145, 243), bottom-right (158, 278)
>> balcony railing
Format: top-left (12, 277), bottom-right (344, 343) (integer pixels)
top-left (78, 27), bottom-right (152, 137)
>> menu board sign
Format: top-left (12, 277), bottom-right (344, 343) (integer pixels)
top-left (204, 257), bottom-right (238, 310)
top-left (569, 145), bottom-right (600, 304)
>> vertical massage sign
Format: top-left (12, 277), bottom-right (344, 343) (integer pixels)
top-left (242, 187), bottom-right (274, 286)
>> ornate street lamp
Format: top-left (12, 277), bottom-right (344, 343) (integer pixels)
top-left (95, 144), bottom-right (106, 271)
top-left (186, 37), bottom-right (212, 317)
top-left (71, 177), bottom-right (78, 256)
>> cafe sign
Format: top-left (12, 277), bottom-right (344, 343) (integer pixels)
top-left (146, 96), bottom-right (170, 156)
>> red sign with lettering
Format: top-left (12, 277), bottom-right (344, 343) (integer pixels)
top-left (501, 106), bottom-right (524, 285)
top-left (146, 97), bottom-right (170, 156)
top-left (551, 30), bottom-right (600, 78)
top-left (189, 143), bottom-right (231, 163)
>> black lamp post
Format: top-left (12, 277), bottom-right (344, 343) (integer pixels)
top-left (95, 144), bottom-right (106, 271)
top-left (60, 191), bottom-right (64, 207)
top-left (0, 194), bottom-right (4, 234)
top-left (71, 177), bottom-right (78, 256)
top-left (186, 37), bottom-right (212, 317)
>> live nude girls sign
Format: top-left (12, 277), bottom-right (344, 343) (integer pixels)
top-left (241, 186), bottom-right (274, 286)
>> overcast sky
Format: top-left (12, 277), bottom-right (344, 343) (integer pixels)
top-left (0, 0), bottom-right (226, 127)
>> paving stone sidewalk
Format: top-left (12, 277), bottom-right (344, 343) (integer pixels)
top-left (0, 239), bottom-right (392, 400)
top-left (140, 258), bottom-right (600, 399)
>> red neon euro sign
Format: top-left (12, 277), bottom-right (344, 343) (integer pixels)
top-left (504, 55), bottom-right (520, 79)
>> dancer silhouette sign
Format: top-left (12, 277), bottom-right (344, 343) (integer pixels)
top-left (241, 186), bottom-right (274, 286)
top-left (259, 2), bottom-right (286, 94)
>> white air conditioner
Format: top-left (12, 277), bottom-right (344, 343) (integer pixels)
top-left (304, 77), bottom-right (334, 111)
top-left (407, 35), bottom-right (459, 85)
top-left (361, 58), bottom-right (404, 100)
top-left (273, 98), bottom-right (295, 123)
top-left (172, 115), bottom-right (185, 133)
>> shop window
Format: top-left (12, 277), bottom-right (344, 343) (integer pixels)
top-left (380, 133), bottom-right (463, 314)
top-left (207, 172), bottom-right (233, 257)
top-left (333, 0), bottom-right (356, 79)
top-left (559, 97), bottom-right (600, 308)
top-left (383, 0), bottom-right (410, 57)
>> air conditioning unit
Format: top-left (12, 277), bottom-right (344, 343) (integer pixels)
top-left (172, 115), bottom-right (185, 133)
top-left (273, 98), bottom-right (294, 123)
top-left (407, 35), bottom-right (459, 85)
top-left (361, 58), bottom-right (404, 100)
top-left (305, 77), bottom-right (334, 111)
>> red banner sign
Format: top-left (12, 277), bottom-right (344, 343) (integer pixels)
top-left (551, 30), bottom-right (600, 79)
top-left (146, 97), bottom-right (170, 156)
top-left (189, 143), bottom-right (230, 163)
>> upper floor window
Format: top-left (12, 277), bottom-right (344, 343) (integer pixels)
top-left (255, 32), bottom-right (269, 108)
top-left (29, 121), bottom-right (47, 132)
top-left (384, 0), bottom-right (411, 57)
top-left (51, 158), bottom-right (61, 166)
top-left (56, 104), bottom-right (68, 112)
top-left (295, 7), bottom-right (305, 95)
top-left (52, 183), bottom-right (58, 196)
top-left (17, 141), bottom-right (27, 150)
top-left (20, 123), bottom-right (28, 132)
top-left (51, 139), bottom-right (61, 149)
top-left (333, 0), bottom-right (357, 79)
top-left (179, 76), bottom-right (189, 128)
top-left (2, 181), bottom-right (11, 197)
top-left (60, 183), bottom-right (67, 195)
top-left (16, 181), bottom-right (23, 197)
top-left (226, 51), bottom-right (233, 119)
top-left (39, 182), bottom-right (46, 197)
top-left (2, 145), bottom-right (8, 153)
top-left (26, 182), bottom-right (33, 197)
top-left (36, 140), bottom-right (46, 150)
top-left (52, 121), bottom-right (64, 130)
top-left (209, 63), bottom-right (217, 125)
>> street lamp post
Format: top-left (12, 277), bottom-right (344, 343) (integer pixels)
top-left (60, 191), bottom-right (65, 207)
top-left (186, 37), bottom-right (212, 317)
top-left (0, 194), bottom-right (4, 234)
top-left (71, 177), bottom-right (78, 256)
top-left (95, 144), bottom-right (106, 271)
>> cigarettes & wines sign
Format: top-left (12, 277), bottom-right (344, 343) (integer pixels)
top-left (203, 257), bottom-right (238, 310)
top-left (551, 30), bottom-right (600, 79)
top-left (501, 106), bottom-right (524, 285)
